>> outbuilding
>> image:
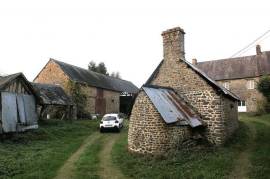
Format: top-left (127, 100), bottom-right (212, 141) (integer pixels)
top-left (32, 83), bottom-right (75, 120)
top-left (0, 73), bottom-right (38, 133)
top-left (128, 27), bottom-right (239, 155)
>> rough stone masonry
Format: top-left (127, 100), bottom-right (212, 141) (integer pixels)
top-left (128, 27), bottom-right (239, 155)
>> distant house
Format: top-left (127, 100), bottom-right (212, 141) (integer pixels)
top-left (193, 45), bottom-right (270, 112)
top-left (128, 27), bottom-right (239, 155)
top-left (34, 59), bottom-right (139, 117)
top-left (0, 73), bottom-right (38, 133)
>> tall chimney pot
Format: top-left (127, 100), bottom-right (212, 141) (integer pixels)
top-left (256, 44), bottom-right (262, 55)
top-left (192, 58), bottom-right (197, 65)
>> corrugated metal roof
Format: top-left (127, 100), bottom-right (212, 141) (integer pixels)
top-left (144, 59), bottom-right (239, 101)
top-left (0, 73), bottom-right (24, 90)
top-left (32, 83), bottom-right (74, 105)
top-left (51, 59), bottom-right (139, 94)
top-left (196, 51), bottom-right (270, 81)
top-left (143, 86), bottom-right (202, 127)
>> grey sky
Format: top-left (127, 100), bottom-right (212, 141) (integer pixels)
top-left (0, 0), bottom-right (269, 87)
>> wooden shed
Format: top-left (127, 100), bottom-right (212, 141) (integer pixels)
top-left (0, 73), bottom-right (38, 133)
top-left (31, 83), bottom-right (76, 120)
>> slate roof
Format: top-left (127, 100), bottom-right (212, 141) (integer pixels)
top-left (51, 59), bottom-right (139, 94)
top-left (32, 83), bottom-right (74, 106)
top-left (145, 59), bottom-right (239, 101)
top-left (196, 51), bottom-right (270, 81)
top-left (143, 86), bottom-right (202, 127)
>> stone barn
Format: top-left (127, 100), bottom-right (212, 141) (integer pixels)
top-left (34, 59), bottom-right (138, 117)
top-left (128, 27), bottom-right (239, 155)
top-left (0, 73), bottom-right (38, 133)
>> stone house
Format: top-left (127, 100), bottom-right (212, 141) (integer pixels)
top-left (34, 59), bottom-right (138, 117)
top-left (193, 45), bottom-right (270, 112)
top-left (128, 27), bottom-right (239, 155)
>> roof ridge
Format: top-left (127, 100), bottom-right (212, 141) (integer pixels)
top-left (197, 50), bottom-right (270, 64)
top-left (51, 58), bottom-right (132, 83)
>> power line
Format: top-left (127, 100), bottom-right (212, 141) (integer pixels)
top-left (230, 29), bottom-right (270, 58)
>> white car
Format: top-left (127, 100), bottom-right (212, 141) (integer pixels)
top-left (100, 113), bottom-right (124, 132)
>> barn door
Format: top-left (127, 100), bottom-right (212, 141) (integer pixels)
top-left (1, 92), bottom-right (18, 132)
top-left (1, 92), bottom-right (38, 133)
top-left (95, 89), bottom-right (106, 115)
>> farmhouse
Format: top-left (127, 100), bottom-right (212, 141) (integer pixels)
top-left (0, 73), bottom-right (38, 133)
top-left (34, 59), bottom-right (138, 117)
top-left (193, 45), bottom-right (270, 112)
top-left (128, 27), bottom-right (239, 155)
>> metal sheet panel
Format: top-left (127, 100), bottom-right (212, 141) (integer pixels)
top-left (22, 95), bottom-right (38, 125)
top-left (17, 94), bottom-right (26, 124)
top-left (143, 87), bottom-right (202, 127)
top-left (1, 92), bottom-right (18, 132)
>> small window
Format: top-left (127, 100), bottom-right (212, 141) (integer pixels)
top-left (238, 100), bottom-right (246, 106)
top-left (247, 80), bottom-right (255, 89)
top-left (223, 82), bottom-right (230, 90)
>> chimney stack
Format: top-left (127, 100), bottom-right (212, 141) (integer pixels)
top-left (256, 44), bottom-right (262, 55)
top-left (192, 58), bottom-right (197, 65)
top-left (162, 27), bottom-right (185, 61)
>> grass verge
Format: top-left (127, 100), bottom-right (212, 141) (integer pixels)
top-left (112, 115), bottom-right (269, 179)
top-left (0, 119), bottom-right (99, 179)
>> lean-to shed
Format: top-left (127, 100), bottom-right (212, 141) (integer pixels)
top-left (31, 83), bottom-right (76, 120)
top-left (0, 73), bottom-right (38, 133)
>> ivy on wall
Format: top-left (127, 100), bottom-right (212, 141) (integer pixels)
top-left (66, 80), bottom-right (87, 118)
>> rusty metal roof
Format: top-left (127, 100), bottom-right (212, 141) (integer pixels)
top-left (196, 51), bottom-right (270, 81)
top-left (32, 83), bottom-right (74, 106)
top-left (143, 86), bottom-right (202, 127)
top-left (51, 59), bottom-right (139, 94)
top-left (145, 59), bottom-right (239, 101)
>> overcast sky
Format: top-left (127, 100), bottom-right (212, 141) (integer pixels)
top-left (0, 0), bottom-right (269, 87)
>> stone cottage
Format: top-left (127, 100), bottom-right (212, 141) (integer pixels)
top-left (128, 27), bottom-right (239, 155)
top-left (34, 59), bottom-right (138, 117)
top-left (192, 45), bottom-right (270, 112)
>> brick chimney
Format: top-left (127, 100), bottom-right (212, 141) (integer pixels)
top-left (192, 58), bottom-right (197, 65)
top-left (256, 44), bottom-right (262, 55)
top-left (162, 27), bottom-right (185, 61)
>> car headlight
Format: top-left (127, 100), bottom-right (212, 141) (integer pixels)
top-left (100, 121), bottom-right (103, 124)
top-left (115, 120), bottom-right (119, 123)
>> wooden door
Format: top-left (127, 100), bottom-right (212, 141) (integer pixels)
top-left (95, 89), bottom-right (106, 115)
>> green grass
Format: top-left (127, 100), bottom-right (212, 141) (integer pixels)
top-left (112, 114), bottom-right (270, 179)
top-left (74, 137), bottom-right (103, 179)
top-left (0, 119), bottom-right (99, 179)
top-left (240, 114), bottom-right (270, 179)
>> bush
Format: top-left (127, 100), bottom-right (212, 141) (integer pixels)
top-left (257, 76), bottom-right (270, 112)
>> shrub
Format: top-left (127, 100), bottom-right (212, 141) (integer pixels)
top-left (257, 76), bottom-right (270, 112)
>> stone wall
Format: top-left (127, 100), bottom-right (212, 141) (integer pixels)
top-left (104, 90), bottom-right (120, 114)
top-left (217, 77), bottom-right (264, 112)
top-left (128, 91), bottom-right (191, 155)
top-left (34, 60), bottom-right (70, 87)
top-left (80, 85), bottom-right (97, 114)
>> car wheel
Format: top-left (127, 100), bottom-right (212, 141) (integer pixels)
top-left (100, 128), bottom-right (104, 133)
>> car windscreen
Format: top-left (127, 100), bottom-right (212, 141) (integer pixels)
top-left (102, 116), bottom-right (116, 121)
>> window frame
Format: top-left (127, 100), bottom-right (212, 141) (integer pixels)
top-left (247, 79), bottom-right (255, 89)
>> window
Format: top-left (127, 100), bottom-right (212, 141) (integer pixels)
top-left (247, 80), bottom-right (255, 89)
top-left (238, 100), bottom-right (246, 106)
top-left (223, 82), bottom-right (230, 90)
